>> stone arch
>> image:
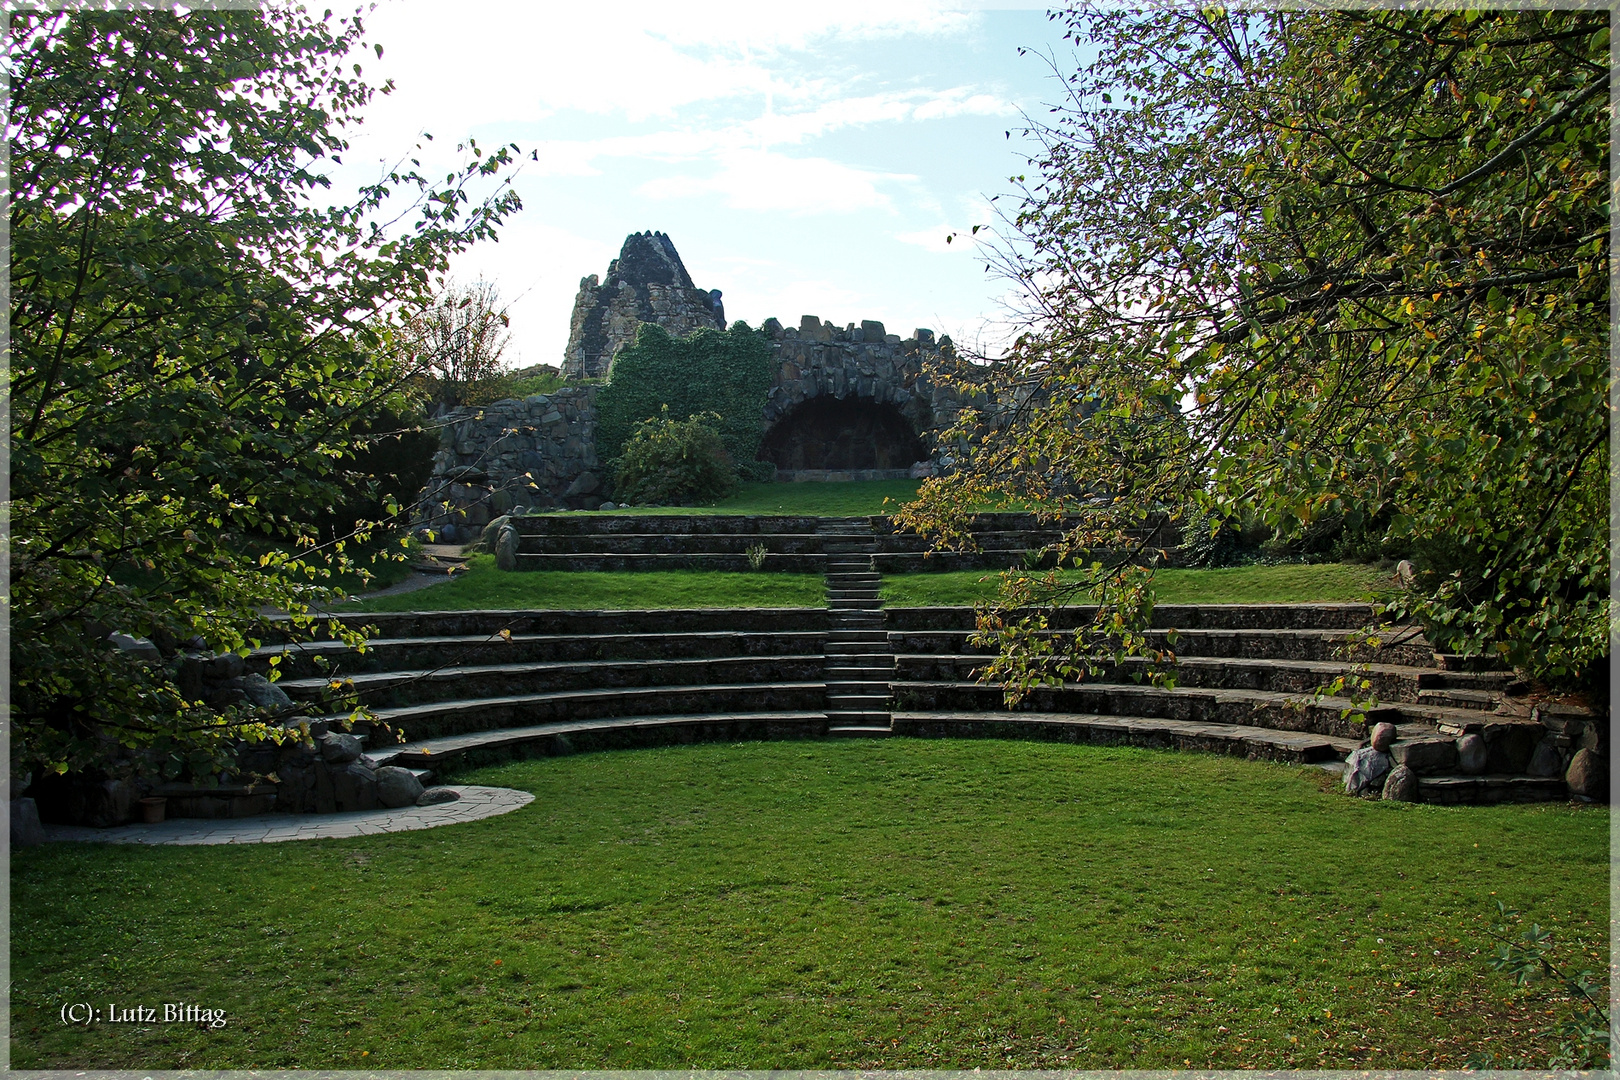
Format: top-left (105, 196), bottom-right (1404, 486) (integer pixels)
top-left (758, 394), bottom-right (925, 472)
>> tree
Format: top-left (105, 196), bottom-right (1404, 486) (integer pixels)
top-left (400, 278), bottom-right (513, 411)
top-left (900, 8), bottom-right (1608, 694)
top-left (9, 7), bottom-right (522, 782)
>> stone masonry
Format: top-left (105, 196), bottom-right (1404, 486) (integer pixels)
top-left (562, 231), bottom-right (726, 379)
top-left (415, 232), bottom-right (1007, 530)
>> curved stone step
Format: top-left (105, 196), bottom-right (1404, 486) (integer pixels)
top-left (375, 711), bottom-right (833, 770)
top-left (346, 682), bottom-right (828, 743)
top-left (514, 552), bottom-right (827, 573)
top-left (256, 630), bottom-right (830, 678)
top-left (513, 514), bottom-right (824, 535)
top-left (518, 533), bottom-right (825, 555)
top-left (891, 711), bottom-right (1358, 763)
top-left (892, 654), bottom-right (1477, 709)
top-left (284, 655), bottom-right (828, 710)
top-left (889, 680), bottom-right (1447, 741)
top-left (888, 627), bottom-right (1436, 667)
top-left (1415, 774), bottom-right (1568, 804)
top-left (264, 607), bottom-right (830, 643)
top-left (887, 603), bottom-right (1382, 632)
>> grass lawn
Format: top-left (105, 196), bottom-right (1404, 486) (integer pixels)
top-left (883, 562), bottom-right (1391, 607)
top-left (12, 739), bottom-right (1606, 1070)
top-left (353, 556), bottom-right (825, 611)
top-left (574, 479), bottom-right (923, 517)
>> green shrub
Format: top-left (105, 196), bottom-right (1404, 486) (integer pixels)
top-left (594, 322), bottom-right (773, 474)
top-left (610, 409), bottom-right (738, 506)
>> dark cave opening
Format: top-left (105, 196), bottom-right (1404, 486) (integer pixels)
top-left (758, 396), bottom-right (925, 471)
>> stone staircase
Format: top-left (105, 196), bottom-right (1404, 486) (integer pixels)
top-left (819, 519), bottom-right (894, 738)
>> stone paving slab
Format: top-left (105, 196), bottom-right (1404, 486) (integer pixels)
top-left (36, 786), bottom-right (533, 846)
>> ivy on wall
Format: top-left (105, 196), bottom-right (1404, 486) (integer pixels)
top-left (594, 322), bottom-right (775, 483)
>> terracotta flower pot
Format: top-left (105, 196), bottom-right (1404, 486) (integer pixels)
top-left (139, 796), bottom-right (167, 824)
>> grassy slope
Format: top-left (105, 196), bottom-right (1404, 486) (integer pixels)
top-left (12, 740), bottom-right (1605, 1070)
top-left (882, 563), bottom-right (1390, 607)
top-left (354, 556), bottom-right (825, 612)
top-left (355, 557), bottom-right (1384, 613)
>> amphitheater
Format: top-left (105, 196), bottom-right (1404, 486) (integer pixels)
top-left (56, 233), bottom-right (1602, 828)
top-left (242, 233), bottom-right (1604, 816)
top-left (222, 505), bottom-right (1600, 814)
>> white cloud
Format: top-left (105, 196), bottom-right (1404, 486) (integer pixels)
top-left (894, 225), bottom-right (963, 252)
top-left (639, 150), bottom-right (915, 215)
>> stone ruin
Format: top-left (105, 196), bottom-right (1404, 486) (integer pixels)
top-left (562, 231), bottom-right (726, 379)
top-left (415, 232), bottom-right (999, 538)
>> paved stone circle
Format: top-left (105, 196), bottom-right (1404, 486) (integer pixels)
top-left (37, 786), bottom-right (533, 846)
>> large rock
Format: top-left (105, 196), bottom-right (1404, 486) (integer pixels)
top-left (495, 523), bottom-right (520, 572)
top-left (1368, 722), bottom-right (1398, 752)
top-left (333, 761), bottom-right (378, 812)
top-left (318, 732), bottom-right (363, 765)
top-left (10, 798), bottom-right (44, 847)
top-left (563, 471), bottom-right (600, 497)
top-left (210, 652), bottom-right (246, 679)
top-left (417, 786), bottom-right (461, 806)
top-left (375, 766), bottom-right (425, 809)
top-left (239, 673), bottom-right (294, 711)
top-left (1565, 748), bottom-right (1608, 800)
top-left (1456, 733), bottom-right (1488, 774)
top-left (1391, 738), bottom-right (1457, 774)
top-left (1344, 747), bottom-right (1392, 795)
top-left (109, 632), bottom-right (163, 663)
top-left (1526, 738), bottom-right (1565, 778)
top-left (1381, 765), bottom-right (1420, 802)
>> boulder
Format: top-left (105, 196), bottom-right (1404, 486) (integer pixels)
top-left (1381, 765), bottom-right (1419, 802)
top-left (495, 524), bottom-right (521, 572)
top-left (318, 732), bottom-right (363, 765)
top-left (1525, 738), bottom-right (1565, 778)
top-left (333, 761), bottom-right (378, 812)
top-left (1456, 733), bottom-right (1488, 774)
top-left (417, 786), bottom-right (461, 806)
top-left (564, 472), bottom-right (600, 497)
top-left (109, 632), bottom-right (163, 663)
top-left (375, 766), bottom-right (425, 809)
top-left (1344, 746), bottom-right (1392, 795)
top-left (1368, 722), bottom-right (1398, 752)
top-left (210, 652), bottom-right (246, 680)
top-left (1390, 738), bottom-right (1457, 773)
top-left (1565, 748), bottom-right (1608, 800)
top-left (10, 797), bottom-right (45, 847)
top-left (239, 673), bottom-right (293, 711)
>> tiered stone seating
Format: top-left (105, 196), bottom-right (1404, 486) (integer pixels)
top-left (886, 604), bottom-right (1579, 803)
top-left (247, 600), bottom-right (1590, 806)
top-left (256, 609), bottom-right (833, 773)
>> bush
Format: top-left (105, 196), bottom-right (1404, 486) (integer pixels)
top-left (610, 409), bottom-right (738, 506)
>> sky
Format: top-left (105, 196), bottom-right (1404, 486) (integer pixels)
top-left (327, 1), bottom-right (1082, 371)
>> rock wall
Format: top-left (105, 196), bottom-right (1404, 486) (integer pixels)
top-left (562, 232), bottom-right (725, 379)
top-left (413, 314), bottom-right (1009, 529)
top-left (760, 315), bottom-right (994, 473)
top-left (417, 387), bottom-right (604, 541)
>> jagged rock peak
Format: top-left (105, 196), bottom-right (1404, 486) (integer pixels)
top-left (606, 231), bottom-right (697, 291)
top-left (562, 232), bottom-right (725, 379)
